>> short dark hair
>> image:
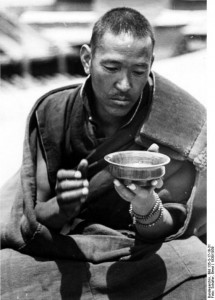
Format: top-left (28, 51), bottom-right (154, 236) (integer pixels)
top-left (90, 7), bottom-right (155, 55)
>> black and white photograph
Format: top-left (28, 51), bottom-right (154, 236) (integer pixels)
top-left (0, 0), bottom-right (210, 299)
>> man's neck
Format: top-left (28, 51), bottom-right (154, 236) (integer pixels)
top-left (95, 114), bottom-right (125, 138)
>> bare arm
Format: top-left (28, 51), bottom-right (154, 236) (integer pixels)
top-left (114, 145), bottom-right (195, 239)
top-left (35, 139), bottom-right (89, 230)
top-left (114, 178), bottom-right (175, 238)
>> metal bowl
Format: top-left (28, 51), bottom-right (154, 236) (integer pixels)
top-left (104, 150), bottom-right (170, 184)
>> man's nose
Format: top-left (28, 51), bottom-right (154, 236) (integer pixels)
top-left (115, 74), bottom-right (132, 92)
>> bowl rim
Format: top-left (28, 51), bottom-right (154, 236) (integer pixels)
top-left (104, 150), bottom-right (170, 169)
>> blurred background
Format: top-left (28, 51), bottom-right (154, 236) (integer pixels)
top-left (0, 0), bottom-right (207, 185)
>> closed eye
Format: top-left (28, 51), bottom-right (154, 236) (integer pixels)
top-left (133, 70), bottom-right (146, 76)
top-left (103, 65), bottom-right (119, 72)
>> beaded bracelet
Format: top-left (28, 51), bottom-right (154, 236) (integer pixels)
top-left (135, 205), bottom-right (164, 227)
top-left (129, 192), bottom-right (161, 221)
top-left (129, 193), bottom-right (164, 227)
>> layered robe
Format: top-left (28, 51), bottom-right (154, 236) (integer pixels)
top-left (0, 72), bottom-right (207, 299)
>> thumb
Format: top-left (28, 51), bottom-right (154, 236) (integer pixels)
top-left (77, 159), bottom-right (88, 179)
top-left (147, 143), bottom-right (159, 153)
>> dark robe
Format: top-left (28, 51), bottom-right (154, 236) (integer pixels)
top-left (0, 72), bottom-right (207, 299)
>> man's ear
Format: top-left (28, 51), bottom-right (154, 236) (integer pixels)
top-left (80, 44), bottom-right (92, 75)
top-left (150, 54), bottom-right (155, 68)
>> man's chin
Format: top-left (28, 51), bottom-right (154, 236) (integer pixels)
top-left (107, 107), bottom-right (132, 118)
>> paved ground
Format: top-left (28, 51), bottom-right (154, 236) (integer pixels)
top-left (0, 51), bottom-right (206, 186)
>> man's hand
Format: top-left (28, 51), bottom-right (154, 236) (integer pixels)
top-left (55, 159), bottom-right (89, 219)
top-left (113, 178), bottom-right (162, 213)
top-left (113, 144), bottom-right (163, 214)
top-left (36, 142), bottom-right (89, 229)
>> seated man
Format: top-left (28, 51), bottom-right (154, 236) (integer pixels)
top-left (1, 7), bottom-right (206, 300)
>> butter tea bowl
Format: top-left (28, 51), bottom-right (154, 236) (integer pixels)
top-left (104, 150), bottom-right (170, 185)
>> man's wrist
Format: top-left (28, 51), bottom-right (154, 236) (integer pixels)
top-left (35, 197), bottom-right (75, 229)
top-left (129, 192), bottom-right (164, 227)
top-left (131, 191), bottom-right (157, 216)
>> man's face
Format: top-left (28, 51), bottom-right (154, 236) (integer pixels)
top-left (89, 31), bottom-right (153, 119)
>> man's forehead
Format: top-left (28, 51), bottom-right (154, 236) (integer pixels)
top-left (93, 31), bottom-right (153, 61)
top-left (95, 31), bottom-right (153, 54)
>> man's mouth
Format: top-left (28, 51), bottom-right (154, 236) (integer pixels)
top-left (109, 98), bottom-right (131, 109)
top-left (111, 95), bottom-right (130, 102)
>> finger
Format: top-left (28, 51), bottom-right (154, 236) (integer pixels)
top-left (143, 178), bottom-right (163, 193)
top-left (113, 179), bottom-right (135, 202)
top-left (126, 182), bottom-right (153, 196)
top-left (151, 179), bottom-right (159, 187)
top-left (77, 159), bottom-right (88, 179)
top-left (150, 178), bottom-right (163, 188)
top-left (147, 143), bottom-right (159, 153)
top-left (57, 187), bottom-right (89, 203)
top-left (155, 178), bottom-right (163, 189)
top-left (126, 183), bottom-right (138, 192)
top-left (57, 169), bottom-right (82, 180)
top-left (56, 179), bottom-right (89, 191)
